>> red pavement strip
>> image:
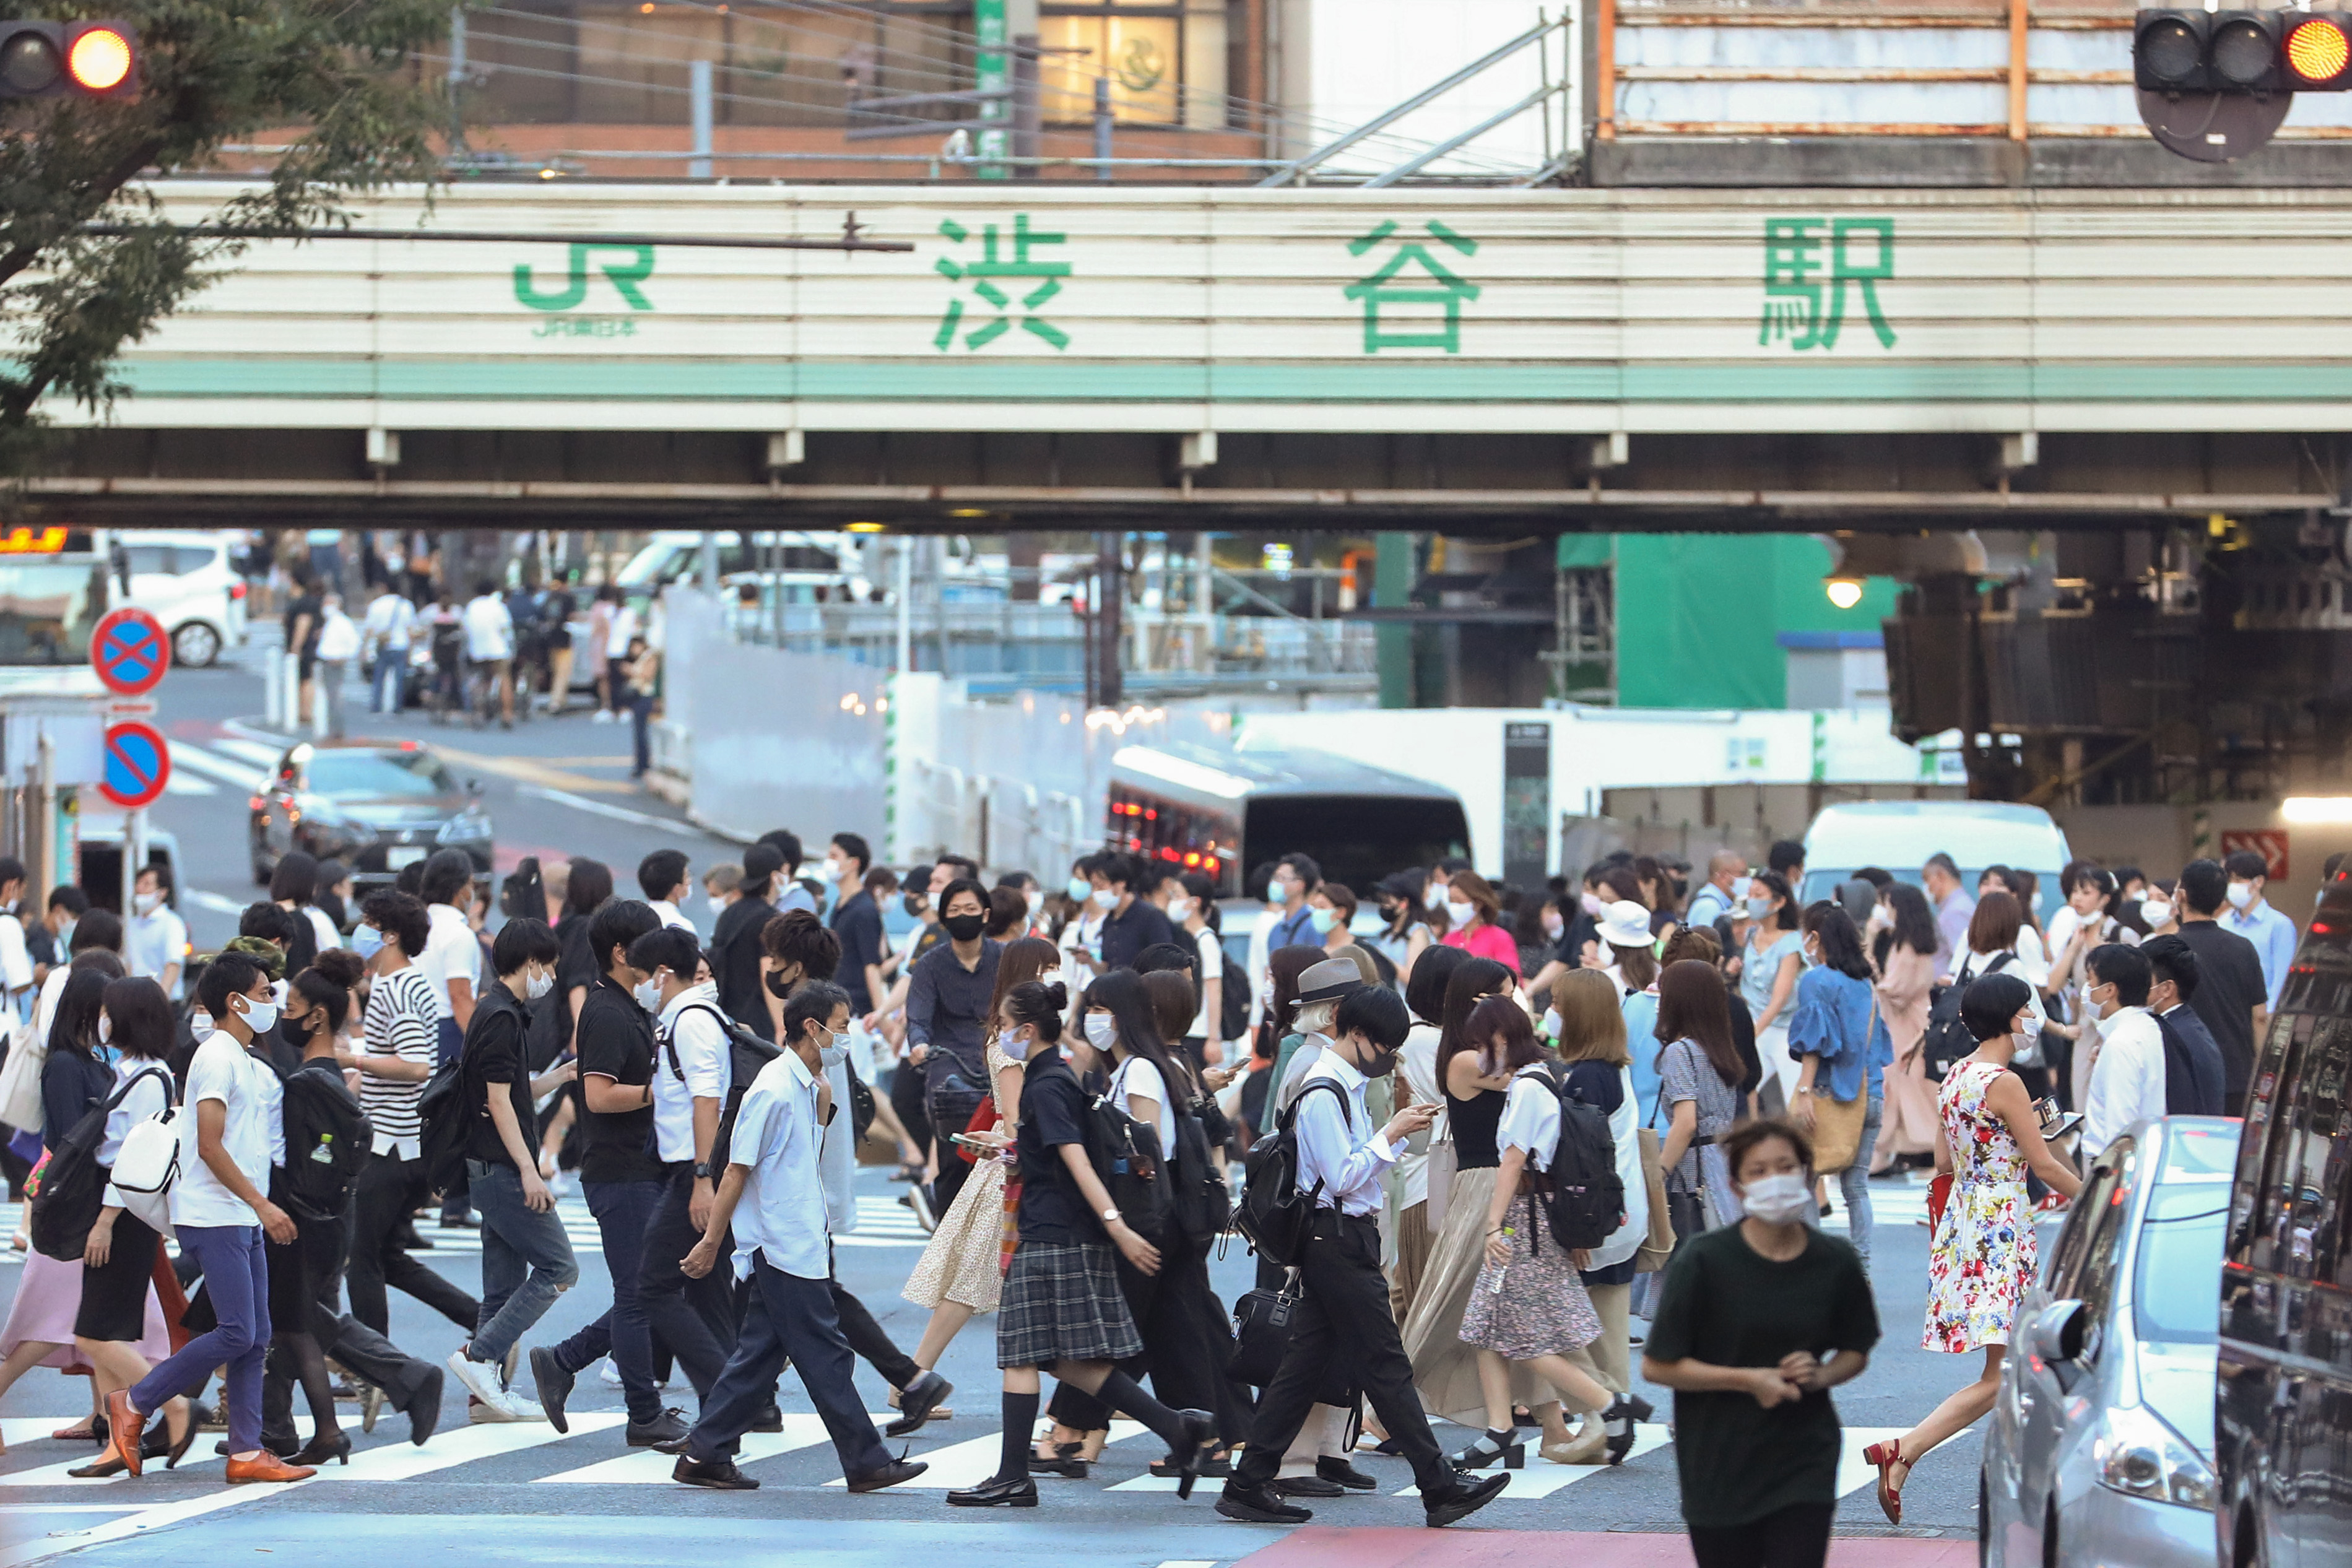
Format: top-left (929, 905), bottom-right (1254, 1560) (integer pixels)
top-left (1230, 1528), bottom-right (1976, 1568)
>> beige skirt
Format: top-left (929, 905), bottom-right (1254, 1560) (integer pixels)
top-left (1400, 1165), bottom-right (1547, 1429)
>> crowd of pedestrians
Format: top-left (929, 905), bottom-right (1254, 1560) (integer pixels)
top-left (0, 822), bottom-right (2306, 1564)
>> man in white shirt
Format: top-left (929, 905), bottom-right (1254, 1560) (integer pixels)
top-left (461, 576), bottom-right (516, 728)
top-left (1220, 987), bottom-right (1504, 1530)
top-left (108, 951), bottom-right (313, 1483)
top-left (363, 583), bottom-right (417, 714)
top-left (125, 864), bottom-right (189, 1001)
top-left (638, 848), bottom-right (696, 933)
top-left (0, 857), bottom-right (33, 1020)
top-left (2081, 943), bottom-right (2168, 1159)
top-left (631, 926), bottom-right (737, 1416)
top-left (417, 849), bottom-right (482, 1058)
top-left (673, 981), bottom-right (926, 1494)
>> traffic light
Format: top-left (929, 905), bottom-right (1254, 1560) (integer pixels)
top-left (2136, 8), bottom-right (2352, 93)
top-left (2284, 12), bottom-right (2352, 89)
top-left (0, 20), bottom-right (138, 100)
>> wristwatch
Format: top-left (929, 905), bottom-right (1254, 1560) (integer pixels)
top-left (693, 1162), bottom-right (712, 1179)
top-left (1100, 1205), bottom-right (1122, 1226)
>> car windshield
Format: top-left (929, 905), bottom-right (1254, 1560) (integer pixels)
top-left (306, 750), bottom-right (458, 799)
top-left (2134, 1185), bottom-right (2228, 1344)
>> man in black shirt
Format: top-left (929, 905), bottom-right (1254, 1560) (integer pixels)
top-left (827, 832), bottom-right (885, 1012)
top-left (2142, 935), bottom-right (2227, 1117)
top-left (1094, 851), bottom-right (1177, 972)
top-left (2172, 859), bottom-right (2271, 1116)
top-left (906, 878), bottom-right (1001, 1216)
top-left (451, 919), bottom-right (578, 1423)
top-left (532, 898), bottom-right (680, 1444)
top-left (711, 842), bottom-right (784, 1038)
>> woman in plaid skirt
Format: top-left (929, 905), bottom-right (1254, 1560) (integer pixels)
top-left (945, 979), bottom-right (1215, 1510)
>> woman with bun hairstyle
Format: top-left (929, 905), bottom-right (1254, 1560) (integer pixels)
top-left (946, 979), bottom-right (1215, 1509)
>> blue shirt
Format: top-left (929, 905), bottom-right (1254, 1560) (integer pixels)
top-left (1622, 987), bottom-right (1663, 1123)
top-left (1266, 904), bottom-right (1316, 953)
top-left (2223, 901), bottom-right (2298, 1010)
top-left (725, 1048), bottom-right (830, 1281)
top-left (1784, 966), bottom-right (1893, 1103)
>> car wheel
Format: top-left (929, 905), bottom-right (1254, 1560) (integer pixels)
top-left (174, 621), bottom-right (222, 668)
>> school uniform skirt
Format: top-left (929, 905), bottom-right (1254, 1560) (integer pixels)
top-left (74, 1209), bottom-right (160, 1344)
top-left (996, 1240), bottom-right (1142, 1370)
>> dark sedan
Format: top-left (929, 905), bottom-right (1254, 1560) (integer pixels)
top-left (249, 740), bottom-right (492, 888)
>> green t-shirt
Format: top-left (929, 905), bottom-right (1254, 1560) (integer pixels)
top-left (1644, 1223), bottom-right (1881, 1529)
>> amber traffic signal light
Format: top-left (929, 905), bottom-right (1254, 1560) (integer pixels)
top-left (0, 20), bottom-right (138, 98)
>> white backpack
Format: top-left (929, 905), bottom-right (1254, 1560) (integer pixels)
top-left (107, 1074), bottom-right (181, 1234)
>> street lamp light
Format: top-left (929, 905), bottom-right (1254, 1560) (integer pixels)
top-left (1825, 576), bottom-right (1865, 610)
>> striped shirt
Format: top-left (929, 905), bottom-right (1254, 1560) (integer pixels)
top-left (363, 964), bottom-right (441, 1156)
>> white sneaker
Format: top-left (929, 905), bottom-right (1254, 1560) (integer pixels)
top-left (598, 1359), bottom-right (623, 1388)
top-left (467, 1393), bottom-right (525, 1424)
top-left (503, 1389), bottom-right (548, 1422)
top-left (448, 1348), bottom-right (508, 1409)
top-left (592, 709), bottom-right (614, 724)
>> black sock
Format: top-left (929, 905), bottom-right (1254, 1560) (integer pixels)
top-left (1091, 1370), bottom-right (1189, 1452)
top-left (998, 1390), bottom-right (1039, 1482)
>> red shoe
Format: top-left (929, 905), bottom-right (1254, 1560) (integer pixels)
top-left (1861, 1439), bottom-right (1906, 1525)
top-left (103, 1391), bottom-right (144, 1478)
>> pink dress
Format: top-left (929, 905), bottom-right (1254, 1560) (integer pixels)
top-left (0, 1248), bottom-right (171, 1372)
top-left (1444, 922), bottom-right (1522, 976)
top-left (1922, 1060), bottom-right (2034, 1353)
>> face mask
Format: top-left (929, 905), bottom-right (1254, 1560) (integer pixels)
top-left (1268, 880), bottom-right (1288, 906)
top-left (524, 967), bottom-right (553, 1002)
top-left (1000, 1028), bottom-right (1032, 1063)
top-left (1801, 943), bottom-right (1821, 969)
top-left (1445, 899), bottom-right (1475, 928)
top-left (825, 858), bottom-right (847, 883)
top-left (54, 919), bottom-right (73, 950)
top-left (1358, 1041), bottom-right (1399, 1078)
top-left (237, 995), bottom-right (280, 1035)
top-left (1542, 1007), bottom-right (1561, 1041)
top-left (765, 968), bottom-right (796, 1000)
top-left (189, 1010), bottom-right (213, 1042)
top-left (633, 975), bottom-right (665, 1011)
top-left (1741, 1171), bottom-right (1814, 1226)
top-left (97, 1013), bottom-right (113, 1046)
top-left (1581, 891), bottom-right (1605, 917)
top-left (1730, 877), bottom-right (1752, 901)
top-left (2226, 882), bottom-right (2255, 909)
top-left (1090, 888), bottom-right (1117, 911)
top-left (902, 892), bottom-right (929, 919)
top-left (1065, 877), bottom-right (1091, 903)
top-left (1026, 890), bottom-right (1044, 916)
top-left (1083, 1013), bottom-right (1119, 1050)
top-left (1542, 914), bottom-right (1564, 941)
top-left (2141, 901), bottom-right (2172, 928)
top-left (133, 891), bottom-right (162, 916)
top-left (1422, 884), bottom-right (1446, 911)
top-left (352, 924), bottom-right (385, 961)
top-left (1308, 907), bottom-right (1338, 935)
top-left (942, 912), bottom-right (986, 943)
top-left (1167, 896), bottom-right (1194, 924)
top-left (1746, 896), bottom-right (1774, 920)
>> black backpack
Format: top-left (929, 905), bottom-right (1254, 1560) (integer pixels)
top-left (1235, 1078), bottom-right (1347, 1268)
top-left (415, 1055), bottom-right (472, 1193)
top-left (1089, 1093), bottom-right (1173, 1243)
top-left (663, 1000), bottom-right (783, 1172)
top-left (1924, 951), bottom-right (2015, 1083)
top-left (280, 1063), bottom-right (373, 1221)
top-left (29, 1067), bottom-right (170, 1262)
top-left (1517, 1063), bottom-right (1625, 1253)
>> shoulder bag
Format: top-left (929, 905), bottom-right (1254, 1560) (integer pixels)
top-left (1633, 1126), bottom-right (1677, 1273)
top-left (1809, 987), bottom-right (1878, 1175)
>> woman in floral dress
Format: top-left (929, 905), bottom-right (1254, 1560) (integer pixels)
top-left (1862, 971), bottom-right (2081, 1524)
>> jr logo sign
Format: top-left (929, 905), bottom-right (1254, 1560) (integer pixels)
top-left (514, 244), bottom-right (657, 313)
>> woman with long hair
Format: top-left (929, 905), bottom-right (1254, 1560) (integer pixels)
top-left (2042, 864), bottom-right (2122, 1112)
top-left (1440, 871), bottom-right (1521, 976)
top-left (1373, 870), bottom-right (1438, 984)
top-left (1656, 959), bottom-right (1748, 1234)
top-left (1870, 883), bottom-right (1944, 1174)
top-left (905, 936), bottom-right (1060, 1380)
top-left (1866, 972), bottom-right (2080, 1525)
top-left (1455, 994), bottom-right (1652, 1469)
top-left (1168, 872), bottom-right (1227, 1070)
top-left (1738, 872), bottom-right (1805, 1115)
top-left (1391, 944), bottom-right (1468, 1326)
top-left (1786, 905), bottom-right (1894, 1268)
top-left (270, 849), bottom-right (337, 971)
top-left (1403, 956), bottom-right (1555, 1449)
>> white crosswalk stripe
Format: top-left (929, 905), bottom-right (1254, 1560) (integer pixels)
top-left (167, 739), bottom-right (272, 788)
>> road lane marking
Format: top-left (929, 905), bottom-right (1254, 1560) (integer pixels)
top-left (167, 742), bottom-right (268, 787)
top-left (315, 1414), bottom-right (629, 1481)
top-left (164, 772), bottom-right (217, 797)
top-left (518, 786), bottom-right (721, 838)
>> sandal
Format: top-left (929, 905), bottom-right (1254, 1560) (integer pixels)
top-left (1862, 1439), bottom-right (1909, 1524)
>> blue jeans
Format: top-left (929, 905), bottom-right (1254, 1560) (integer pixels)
top-left (549, 1177), bottom-right (664, 1423)
top-left (371, 646), bottom-right (407, 712)
top-left (134, 1224), bottom-right (270, 1455)
top-left (1802, 1094), bottom-right (1885, 1270)
top-left (466, 1159), bottom-right (579, 1367)
top-left (687, 1258), bottom-right (888, 1479)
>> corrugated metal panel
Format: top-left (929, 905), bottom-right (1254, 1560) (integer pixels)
top-left (55, 181), bottom-right (2352, 436)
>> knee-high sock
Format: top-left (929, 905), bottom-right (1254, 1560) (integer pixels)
top-left (998, 1390), bottom-right (1039, 1482)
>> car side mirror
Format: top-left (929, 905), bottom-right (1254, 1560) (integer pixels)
top-left (2029, 1298), bottom-right (2088, 1393)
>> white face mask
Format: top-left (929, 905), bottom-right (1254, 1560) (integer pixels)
top-left (1542, 914), bottom-right (1564, 940)
top-left (1000, 1027), bottom-right (1033, 1063)
top-left (524, 966), bottom-right (554, 1002)
top-left (1025, 890), bottom-right (1044, 917)
top-left (97, 1013), bottom-right (113, 1046)
top-left (1422, 883), bottom-right (1446, 911)
top-left (2226, 882), bottom-right (2255, 910)
top-left (237, 994), bottom-right (280, 1036)
top-left (1090, 887), bottom-right (1117, 911)
top-left (1083, 1013), bottom-right (1119, 1050)
top-left (1542, 1007), bottom-right (1561, 1041)
top-left (1167, 896), bottom-right (1194, 924)
top-left (189, 1010), bottom-right (213, 1042)
top-left (1444, 898), bottom-right (1476, 928)
top-left (1740, 1171), bottom-right (1813, 1226)
top-left (133, 891), bottom-right (162, 916)
top-left (1581, 891), bottom-right (1605, 917)
top-left (2141, 900), bottom-right (2172, 929)
top-left (633, 974), bottom-right (666, 1011)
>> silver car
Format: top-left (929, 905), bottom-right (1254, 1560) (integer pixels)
top-left (1981, 1116), bottom-right (2239, 1568)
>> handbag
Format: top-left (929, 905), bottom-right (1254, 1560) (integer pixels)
top-left (1927, 1171), bottom-right (1954, 1235)
top-left (1228, 1273), bottom-right (1301, 1387)
top-left (1810, 992), bottom-right (1878, 1176)
top-left (957, 1098), bottom-right (999, 1165)
top-left (1634, 1126), bottom-right (1677, 1273)
top-left (0, 1012), bottom-right (48, 1133)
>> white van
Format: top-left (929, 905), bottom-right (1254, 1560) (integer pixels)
top-left (115, 529), bottom-right (247, 667)
top-left (1799, 800), bottom-right (2072, 924)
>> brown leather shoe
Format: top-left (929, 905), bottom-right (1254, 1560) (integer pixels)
top-left (225, 1452), bottom-right (316, 1484)
top-left (103, 1391), bottom-right (143, 1478)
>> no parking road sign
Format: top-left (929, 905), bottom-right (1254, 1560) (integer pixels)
top-left (90, 606), bottom-right (170, 696)
top-left (97, 721), bottom-right (171, 810)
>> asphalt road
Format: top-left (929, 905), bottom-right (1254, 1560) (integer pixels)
top-left (0, 636), bottom-right (2000, 1567)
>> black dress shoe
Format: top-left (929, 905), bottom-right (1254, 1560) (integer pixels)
top-left (883, 1370), bottom-right (953, 1438)
top-left (748, 1406), bottom-right (784, 1434)
top-left (947, 1473), bottom-right (1038, 1507)
top-left (530, 1348), bottom-right (575, 1435)
top-left (1316, 1456), bottom-right (1378, 1491)
top-left (404, 1366), bottom-right (445, 1449)
top-left (627, 1408), bottom-right (691, 1448)
top-left (1216, 1483), bottom-right (1313, 1524)
top-left (847, 1457), bottom-right (928, 1493)
top-left (1270, 1474), bottom-right (1343, 1498)
top-left (1152, 1450), bottom-right (1233, 1480)
top-left (672, 1455), bottom-right (758, 1490)
top-left (290, 1430), bottom-right (352, 1467)
top-left (1424, 1470), bottom-right (1510, 1528)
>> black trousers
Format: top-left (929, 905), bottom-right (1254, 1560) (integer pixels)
top-left (1047, 1229), bottom-right (1244, 1445)
top-left (348, 1148), bottom-right (480, 1336)
top-left (832, 1276), bottom-right (918, 1390)
top-left (636, 1164), bottom-right (736, 1400)
top-left (1232, 1211), bottom-right (1451, 1496)
top-left (1689, 1502), bottom-right (1836, 1568)
top-left (685, 1260), bottom-right (888, 1479)
top-left (890, 1067), bottom-right (931, 1163)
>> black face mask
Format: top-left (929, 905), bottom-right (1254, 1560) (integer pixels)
top-left (941, 912), bottom-right (986, 943)
top-left (765, 969), bottom-right (796, 1000)
top-left (902, 893), bottom-right (929, 919)
top-left (1361, 1047), bottom-right (1400, 1079)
